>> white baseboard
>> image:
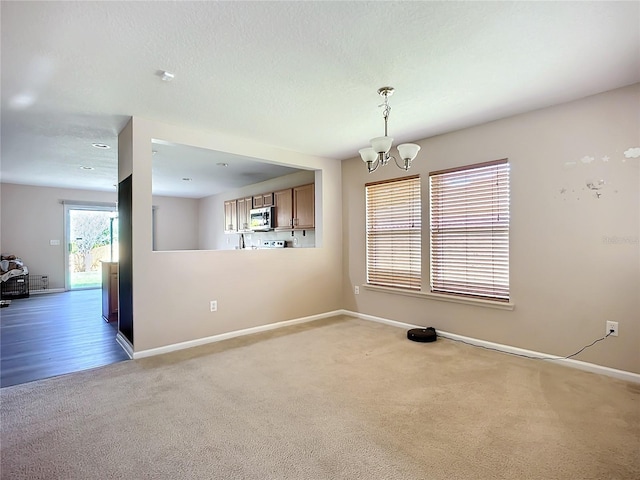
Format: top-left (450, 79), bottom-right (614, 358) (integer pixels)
top-left (342, 310), bottom-right (640, 384)
top-left (132, 310), bottom-right (344, 360)
top-left (29, 288), bottom-right (65, 295)
top-left (124, 308), bottom-right (639, 383)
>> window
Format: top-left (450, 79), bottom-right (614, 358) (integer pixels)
top-left (366, 175), bottom-right (421, 290)
top-left (429, 159), bottom-right (510, 301)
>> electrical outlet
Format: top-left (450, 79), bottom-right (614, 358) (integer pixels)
top-left (606, 321), bottom-right (618, 337)
top-left (210, 300), bottom-right (217, 312)
top-left (354, 285), bottom-right (360, 295)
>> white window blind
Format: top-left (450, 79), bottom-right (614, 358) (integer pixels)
top-left (366, 175), bottom-right (421, 290)
top-left (429, 160), bottom-right (510, 301)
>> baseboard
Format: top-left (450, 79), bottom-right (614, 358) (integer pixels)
top-left (132, 310), bottom-right (345, 360)
top-left (116, 332), bottom-right (134, 359)
top-left (342, 310), bottom-right (640, 384)
top-left (126, 308), bottom-right (640, 383)
top-left (29, 288), bottom-right (65, 295)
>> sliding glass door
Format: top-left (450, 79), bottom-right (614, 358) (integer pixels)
top-left (64, 204), bottom-right (118, 290)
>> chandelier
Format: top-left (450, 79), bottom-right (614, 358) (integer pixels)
top-left (359, 87), bottom-right (421, 173)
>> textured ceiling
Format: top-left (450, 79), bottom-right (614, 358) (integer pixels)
top-left (1, 1), bottom-right (638, 197)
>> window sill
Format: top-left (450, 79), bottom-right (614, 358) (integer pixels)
top-left (362, 284), bottom-right (515, 310)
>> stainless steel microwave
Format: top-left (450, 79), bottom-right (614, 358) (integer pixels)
top-left (250, 206), bottom-right (274, 231)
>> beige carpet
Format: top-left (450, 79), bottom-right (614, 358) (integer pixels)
top-left (1, 316), bottom-right (639, 479)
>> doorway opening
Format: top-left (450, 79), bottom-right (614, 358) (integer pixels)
top-left (65, 204), bottom-right (118, 290)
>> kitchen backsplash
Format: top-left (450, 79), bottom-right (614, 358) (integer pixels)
top-left (232, 230), bottom-right (315, 249)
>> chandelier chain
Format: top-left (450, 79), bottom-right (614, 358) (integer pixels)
top-left (379, 96), bottom-right (391, 137)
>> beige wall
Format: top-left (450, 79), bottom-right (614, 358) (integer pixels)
top-left (4, 86), bottom-right (637, 375)
top-left (342, 84), bottom-right (640, 373)
top-left (0, 183), bottom-right (204, 288)
top-left (152, 195), bottom-right (199, 251)
top-left (0, 183), bottom-right (116, 289)
top-left (124, 117), bottom-right (343, 352)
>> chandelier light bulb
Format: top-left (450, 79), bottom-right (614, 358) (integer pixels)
top-left (359, 147), bottom-right (377, 163)
top-left (371, 136), bottom-right (393, 154)
top-left (397, 143), bottom-right (421, 161)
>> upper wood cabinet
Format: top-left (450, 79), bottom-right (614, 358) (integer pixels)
top-left (237, 197), bottom-right (252, 232)
top-left (293, 183), bottom-right (314, 229)
top-left (252, 192), bottom-right (274, 209)
top-left (226, 184), bottom-right (314, 233)
top-left (274, 189), bottom-right (294, 229)
top-left (274, 184), bottom-right (314, 230)
top-left (224, 200), bottom-right (237, 233)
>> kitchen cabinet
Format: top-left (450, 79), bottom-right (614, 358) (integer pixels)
top-left (237, 197), bottom-right (252, 232)
top-left (274, 189), bottom-right (294, 229)
top-left (252, 193), bottom-right (273, 208)
top-left (226, 184), bottom-right (313, 233)
top-left (293, 183), bottom-right (314, 229)
top-left (101, 261), bottom-right (118, 323)
top-left (274, 183), bottom-right (314, 230)
top-left (224, 200), bottom-right (237, 233)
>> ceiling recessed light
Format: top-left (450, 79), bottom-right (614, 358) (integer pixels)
top-left (92, 143), bottom-right (110, 149)
top-left (182, 177), bottom-right (192, 182)
top-left (217, 162), bottom-right (229, 167)
top-left (80, 166), bottom-right (95, 170)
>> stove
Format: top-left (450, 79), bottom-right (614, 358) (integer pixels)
top-left (261, 240), bottom-right (286, 249)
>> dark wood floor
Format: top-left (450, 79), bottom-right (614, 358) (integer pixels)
top-left (0, 289), bottom-right (129, 388)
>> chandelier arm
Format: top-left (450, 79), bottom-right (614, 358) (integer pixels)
top-left (393, 155), bottom-right (410, 171)
top-left (367, 158), bottom-right (380, 173)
